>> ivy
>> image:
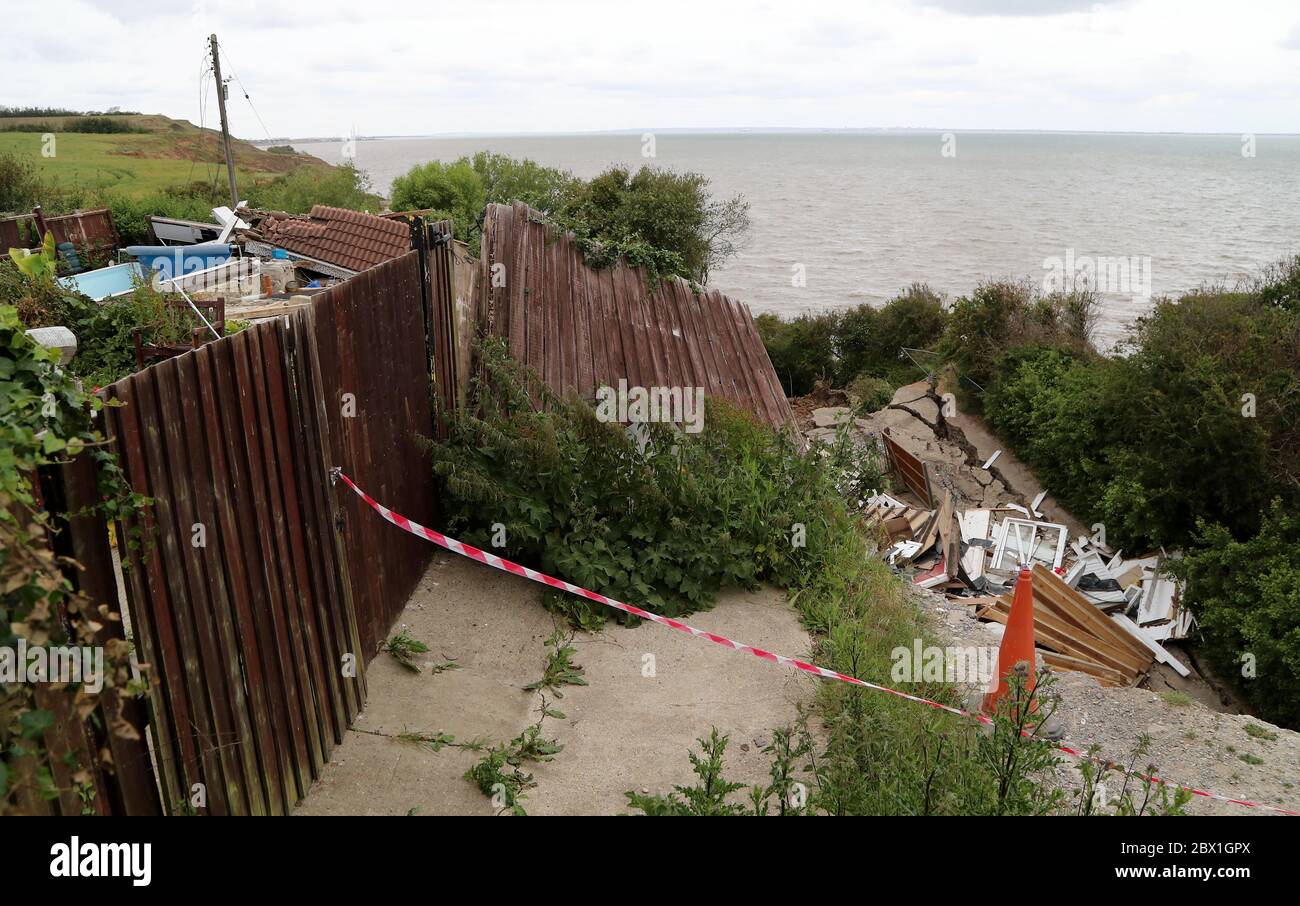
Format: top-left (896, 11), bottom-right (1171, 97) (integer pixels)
top-left (0, 304), bottom-right (149, 814)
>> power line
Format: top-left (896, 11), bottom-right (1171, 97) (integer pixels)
top-left (215, 40), bottom-right (275, 143)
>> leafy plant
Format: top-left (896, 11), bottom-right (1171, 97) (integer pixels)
top-left (625, 728), bottom-right (749, 816)
top-left (523, 629), bottom-right (587, 698)
top-left (426, 339), bottom-right (882, 626)
top-left (463, 696), bottom-right (564, 816)
top-left (384, 630), bottom-right (430, 673)
top-left (0, 306), bottom-right (148, 813)
top-left (1176, 500), bottom-right (1300, 728)
top-left (8, 231), bottom-right (57, 280)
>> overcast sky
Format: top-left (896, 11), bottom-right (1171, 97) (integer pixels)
top-left (4, 0), bottom-right (1298, 138)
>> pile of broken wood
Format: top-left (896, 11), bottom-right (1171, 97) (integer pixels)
top-left (863, 488), bottom-right (1194, 687)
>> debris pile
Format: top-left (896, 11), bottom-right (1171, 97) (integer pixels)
top-left (805, 388), bottom-right (1195, 690)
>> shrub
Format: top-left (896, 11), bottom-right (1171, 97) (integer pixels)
top-left (558, 165), bottom-right (749, 285)
top-left (468, 151), bottom-right (578, 216)
top-left (389, 159), bottom-right (486, 240)
top-left (425, 339), bottom-right (875, 622)
top-left (755, 311), bottom-right (839, 396)
top-left (847, 374), bottom-right (894, 414)
top-left (1177, 501), bottom-right (1300, 728)
top-left (1253, 254), bottom-right (1300, 314)
top-left (103, 184), bottom-right (225, 246)
top-left (839, 284), bottom-right (949, 386)
top-left (937, 280), bottom-right (1097, 396)
top-left (0, 151), bottom-right (46, 214)
top-left (249, 162), bottom-right (382, 214)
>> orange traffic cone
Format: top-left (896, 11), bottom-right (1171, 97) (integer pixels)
top-left (982, 566), bottom-right (1037, 715)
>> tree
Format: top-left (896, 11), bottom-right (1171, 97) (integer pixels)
top-left (560, 165), bottom-right (749, 285)
top-left (468, 151), bottom-right (577, 215)
top-left (388, 159), bottom-right (486, 241)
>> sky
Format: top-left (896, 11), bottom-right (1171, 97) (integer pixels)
top-left (3, 0), bottom-right (1298, 138)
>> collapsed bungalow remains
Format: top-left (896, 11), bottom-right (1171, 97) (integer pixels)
top-left (854, 421), bottom-right (1194, 687)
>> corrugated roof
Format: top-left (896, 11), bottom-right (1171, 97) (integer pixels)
top-left (480, 202), bottom-right (796, 432)
top-left (259, 205), bottom-right (410, 273)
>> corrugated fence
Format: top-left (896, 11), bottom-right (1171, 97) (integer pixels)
top-left (480, 202), bottom-right (795, 431)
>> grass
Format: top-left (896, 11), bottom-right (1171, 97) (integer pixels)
top-left (1244, 722), bottom-right (1278, 742)
top-left (1161, 690), bottom-right (1193, 707)
top-left (0, 114), bottom-right (325, 200)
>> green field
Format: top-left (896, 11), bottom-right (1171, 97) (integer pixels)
top-left (0, 114), bottom-right (327, 199)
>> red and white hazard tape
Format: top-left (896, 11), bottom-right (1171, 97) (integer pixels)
top-left (334, 470), bottom-right (1298, 816)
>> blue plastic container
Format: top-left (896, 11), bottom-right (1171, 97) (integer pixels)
top-left (124, 243), bottom-right (233, 281)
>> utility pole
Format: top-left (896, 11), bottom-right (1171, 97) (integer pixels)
top-left (209, 33), bottom-right (239, 209)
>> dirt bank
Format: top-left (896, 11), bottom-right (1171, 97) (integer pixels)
top-left (294, 552), bottom-right (816, 816)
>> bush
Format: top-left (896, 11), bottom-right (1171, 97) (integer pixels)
top-left (249, 162), bottom-right (382, 214)
top-left (425, 340), bottom-right (876, 622)
top-left (847, 374), bottom-right (895, 415)
top-left (0, 151), bottom-right (46, 214)
top-left (468, 151), bottom-right (578, 216)
top-left (1177, 501), bottom-right (1300, 728)
top-left (755, 311), bottom-right (839, 396)
top-left (1252, 254), bottom-right (1300, 314)
top-left (389, 159), bottom-right (486, 240)
top-left (559, 165), bottom-right (748, 285)
top-left (839, 284), bottom-right (948, 386)
top-left (387, 154), bottom-right (749, 284)
top-left (979, 289), bottom-right (1298, 552)
top-left (937, 280), bottom-right (1097, 396)
top-left (103, 183), bottom-right (226, 246)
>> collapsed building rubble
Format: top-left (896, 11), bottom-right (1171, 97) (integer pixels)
top-left (805, 382), bottom-right (1196, 689)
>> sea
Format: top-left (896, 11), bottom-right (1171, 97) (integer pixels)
top-left (288, 131), bottom-right (1300, 350)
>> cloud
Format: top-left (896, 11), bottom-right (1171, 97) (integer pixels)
top-left (2, 0), bottom-right (1296, 136)
top-left (920, 0), bottom-right (1107, 14)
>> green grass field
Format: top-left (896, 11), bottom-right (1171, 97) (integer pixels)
top-left (0, 114), bottom-right (326, 199)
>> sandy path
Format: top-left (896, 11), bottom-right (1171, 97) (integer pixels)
top-left (294, 552), bottom-right (816, 815)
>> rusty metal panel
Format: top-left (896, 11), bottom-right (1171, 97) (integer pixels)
top-left (479, 202), bottom-right (795, 430)
top-left (309, 253), bottom-right (439, 656)
top-left (0, 208), bottom-right (118, 258)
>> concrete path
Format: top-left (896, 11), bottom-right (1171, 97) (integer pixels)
top-left (294, 552), bottom-right (815, 815)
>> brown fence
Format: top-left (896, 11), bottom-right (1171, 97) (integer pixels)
top-left (81, 250), bottom-right (441, 815)
top-left (480, 202), bottom-right (796, 431)
top-left (0, 207), bottom-right (119, 261)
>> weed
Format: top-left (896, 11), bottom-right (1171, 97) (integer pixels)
top-left (385, 630), bottom-right (430, 673)
top-left (1239, 753), bottom-right (1265, 766)
top-left (397, 730), bottom-right (457, 753)
top-left (523, 629), bottom-right (587, 698)
top-left (1244, 723), bottom-right (1278, 742)
top-left (625, 728), bottom-right (749, 816)
top-left (1161, 690), bottom-right (1193, 707)
top-left (463, 695), bottom-right (564, 816)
